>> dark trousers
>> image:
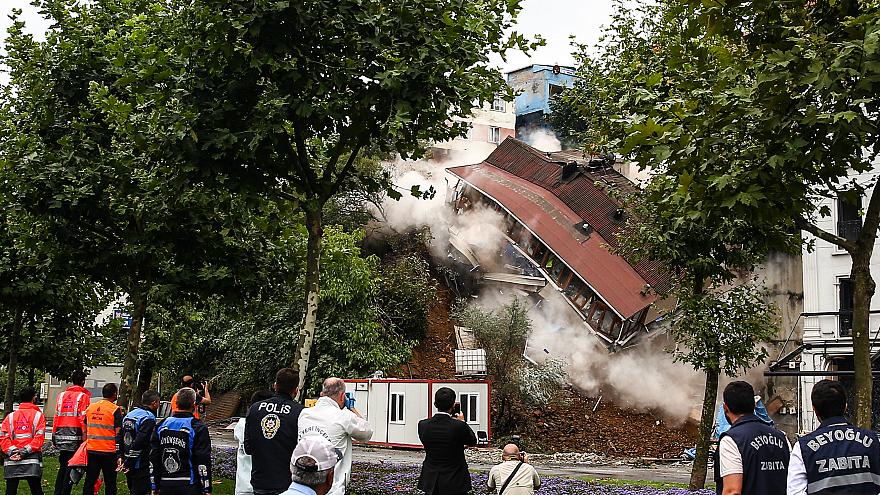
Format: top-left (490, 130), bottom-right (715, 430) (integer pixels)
top-left (83, 452), bottom-right (117, 495)
top-left (158, 486), bottom-right (200, 495)
top-left (6, 477), bottom-right (44, 495)
top-left (54, 450), bottom-right (75, 495)
top-left (125, 470), bottom-right (150, 495)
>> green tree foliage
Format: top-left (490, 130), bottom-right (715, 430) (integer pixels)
top-left (148, 226), bottom-right (434, 396)
top-left (94, 0), bottom-right (540, 394)
top-left (1, 0), bottom-right (281, 407)
top-left (375, 255), bottom-right (436, 342)
top-left (550, 1), bottom-right (807, 486)
top-left (454, 299), bottom-right (566, 434)
top-left (556, 0), bottom-right (880, 431)
top-left (671, 285), bottom-right (779, 379)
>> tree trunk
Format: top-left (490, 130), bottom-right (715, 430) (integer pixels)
top-left (133, 361), bottom-right (154, 408)
top-left (292, 205), bottom-right (323, 399)
top-left (689, 366), bottom-right (719, 490)
top-left (850, 252), bottom-right (875, 428)
top-left (118, 289), bottom-right (148, 410)
top-left (4, 307), bottom-right (24, 415)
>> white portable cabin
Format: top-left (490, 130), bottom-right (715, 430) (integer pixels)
top-left (344, 379), bottom-right (491, 449)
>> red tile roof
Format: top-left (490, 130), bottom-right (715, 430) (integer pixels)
top-left (447, 138), bottom-right (671, 319)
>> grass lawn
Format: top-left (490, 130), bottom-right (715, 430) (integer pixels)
top-left (0, 457), bottom-right (237, 495)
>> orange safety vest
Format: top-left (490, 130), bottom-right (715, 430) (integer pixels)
top-left (84, 399), bottom-right (119, 453)
top-left (170, 392), bottom-right (201, 420)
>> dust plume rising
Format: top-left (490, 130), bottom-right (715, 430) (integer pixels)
top-left (524, 293), bottom-right (704, 423)
top-left (518, 128), bottom-right (562, 152)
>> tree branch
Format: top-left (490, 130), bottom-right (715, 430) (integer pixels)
top-left (858, 180), bottom-right (880, 249)
top-left (322, 138), bottom-right (366, 203)
top-left (795, 216), bottom-right (856, 252)
top-left (289, 123), bottom-right (319, 195)
top-left (320, 133), bottom-right (349, 183)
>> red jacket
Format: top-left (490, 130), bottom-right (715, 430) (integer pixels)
top-left (52, 385), bottom-right (91, 451)
top-left (0, 402), bottom-right (46, 455)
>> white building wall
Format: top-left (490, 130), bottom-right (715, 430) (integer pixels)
top-left (431, 100), bottom-right (516, 159)
top-left (799, 167), bottom-right (880, 431)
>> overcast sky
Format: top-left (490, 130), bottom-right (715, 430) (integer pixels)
top-left (1, 0), bottom-right (615, 79)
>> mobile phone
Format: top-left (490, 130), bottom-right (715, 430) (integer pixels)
top-left (452, 402), bottom-right (461, 415)
top-left (344, 392), bottom-right (356, 410)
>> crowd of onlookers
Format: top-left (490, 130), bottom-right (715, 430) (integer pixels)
top-left (0, 367), bottom-right (542, 495)
top-left (4, 368), bottom-right (879, 495)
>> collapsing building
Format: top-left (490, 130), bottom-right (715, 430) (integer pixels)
top-left (445, 137), bottom-right (672, 348)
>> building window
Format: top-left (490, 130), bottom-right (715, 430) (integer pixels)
top-left (459, 393), bottom-right (479, 423)
top-left (390, 393), bottom-right (405, 424)
top-left (489, 126), bottom-right (501, 144)
top-left (837, 195), bottom-right (862, 243)
top-left (839, 278), bottom-right (854, 337)
top-left (491, 97), bottom-right (505, 112)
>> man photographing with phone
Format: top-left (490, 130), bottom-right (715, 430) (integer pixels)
top-left (297, 377), bottom-right (373, 495)
top-left (487, 444), bottom-right (540, 495)
top-left (171, 376), bottom-right (212, 420)
top-left (417, 387), bottom-right (478, 495)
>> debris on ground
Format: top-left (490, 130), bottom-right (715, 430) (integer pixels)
top-left (511, 388), bottom-right (698, 458)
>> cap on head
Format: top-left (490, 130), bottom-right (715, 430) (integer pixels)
top-left (292, 436), bottom-right (343, 473)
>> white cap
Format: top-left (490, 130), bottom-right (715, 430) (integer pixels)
top-left (291, 437), bottom-right (343, 472)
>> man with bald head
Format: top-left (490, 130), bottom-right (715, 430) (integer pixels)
top-left (487, 444), bottom-right (540, 495)
top-left (297, 377), bottom-right (373, 495)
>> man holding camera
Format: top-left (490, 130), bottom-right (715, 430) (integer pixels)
top-left (171, 376), bottom-right (212, 420)
top-left (487, 444), bottom-right (540, 495)
top-left (417, 387), bottom-right (478, 495)
top-left (297, 377), bottom-right (373, 495)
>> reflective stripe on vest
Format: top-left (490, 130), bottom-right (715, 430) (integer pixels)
top-left (85, 401), bottom-right (118, 452)
top-left (55, 391), bottom-right (87, 427)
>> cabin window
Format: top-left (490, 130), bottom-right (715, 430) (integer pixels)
top-left (390, 393), bottom-right (405, 424)
top-left (459, 393), bottom-right (479, 424)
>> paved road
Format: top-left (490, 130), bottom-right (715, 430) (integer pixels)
top-left (352, 446), bottom-right (698, 484)
top-left (212, 427), bottom-right (698, 484)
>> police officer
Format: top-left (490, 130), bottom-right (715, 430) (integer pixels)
top-left (716, 381), bottom-right (789, 495)
top-left (244, 368), bottom-right (304, 495)
top-left (787, 379), bottom-right (880, 495)
top-left (150, 387), bottom-right (212, 495)
top-left (120, 391), bottom-right (161, 495)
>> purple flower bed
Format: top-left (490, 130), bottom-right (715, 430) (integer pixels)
top-left (347, 461), bottom-right (712, 495)
top-left (213, 447), bottom-right (713, 495)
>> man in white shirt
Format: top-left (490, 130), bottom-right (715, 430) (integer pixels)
top-left (234, 390), bottom-right (274, 495)
top-left (487, 444), bottom-right (540, 495)
top-left (298, 378), bottom-right (373, 495)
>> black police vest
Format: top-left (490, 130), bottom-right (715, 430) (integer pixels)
top-left (717, 414), bottom-right (790, 495)
top-left (798, 417), bottom-right (880, 494)
top-left (155, 416), bottom-right (196, 486)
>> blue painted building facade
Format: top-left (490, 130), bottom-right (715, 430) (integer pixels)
top-left (506, 64), bottom-right (578, 133)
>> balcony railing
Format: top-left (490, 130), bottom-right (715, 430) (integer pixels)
top-left (837, 220), bottom-right (862, 243)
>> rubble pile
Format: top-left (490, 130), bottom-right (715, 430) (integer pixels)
top-left (512, 388), bottom-right (697, 458)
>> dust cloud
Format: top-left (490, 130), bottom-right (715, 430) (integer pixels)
top-left (518, 128), bottom-right (562, 152)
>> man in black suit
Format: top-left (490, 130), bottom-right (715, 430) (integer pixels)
top-left (417, 387), bottom-right (478, 495)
